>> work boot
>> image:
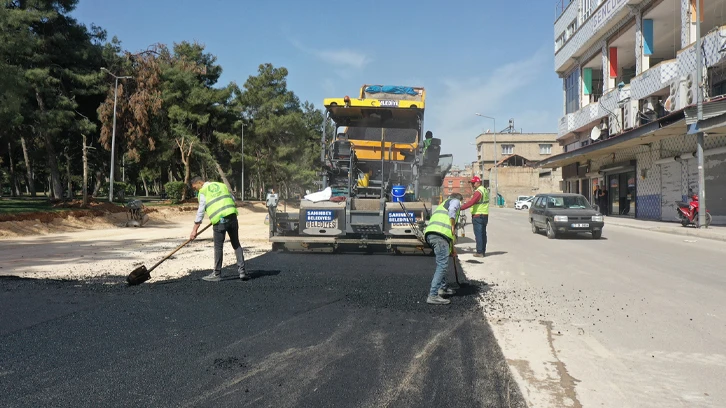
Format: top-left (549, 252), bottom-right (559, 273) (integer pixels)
top-left (235, 247), bottom-right (249, 280)
top-left (202, 272), bottom-right (221, 282)
top-left (438, 287), bottom-right (455, 296)
top-left (426, 295), bottom-right (451, 305)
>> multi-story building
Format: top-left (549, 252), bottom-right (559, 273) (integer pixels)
top-left (542, 0), bottom-right (726, 223)
top-left (475, 130), bottom-right (564, 206)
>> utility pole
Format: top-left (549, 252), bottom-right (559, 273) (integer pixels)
top-left (101, 68), bottom-right (132, 202)
top-left (696, 0), bottom-right (707, 228)
top-left (475, 113), bottom-right (498, 201)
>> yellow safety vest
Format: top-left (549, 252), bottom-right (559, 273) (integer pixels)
top-left (470, 186), bottom-right (490, 215)
top-left (199, 182), bottom-right (238, 225)
top-left (424, 199), bottom-right (459, 242)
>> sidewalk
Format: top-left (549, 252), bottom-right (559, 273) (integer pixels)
top-left (600, 215), bottom-right (726, 242)
top-left (494, 206), bottom-right (726, 243)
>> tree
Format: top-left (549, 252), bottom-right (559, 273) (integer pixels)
top-left (4, 0), bottom-right (106, 199)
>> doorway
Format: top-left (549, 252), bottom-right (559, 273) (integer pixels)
top-left (608, 171), bottom-right (635, 217)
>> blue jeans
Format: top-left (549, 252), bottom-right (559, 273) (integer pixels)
top-left (426, 233), bottom-right (450, 296)
top-left (472, 215), bottom-right (488, 255)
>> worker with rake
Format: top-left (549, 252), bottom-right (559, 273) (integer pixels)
top-left (189, 177), bottom-right (248, 281)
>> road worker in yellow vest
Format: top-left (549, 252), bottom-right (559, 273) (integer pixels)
top-left (423, 192), bottom-right (463, 305)
top-left (189, 176), bottom-right (247, 281)
top-left (460, 176), bottom-right (489, 257)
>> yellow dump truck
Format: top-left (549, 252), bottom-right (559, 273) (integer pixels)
top-left (270, 85), bottom-right (452, 253)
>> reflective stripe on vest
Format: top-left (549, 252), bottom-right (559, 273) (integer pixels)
top-left (424, 199), bottom-right (459, 242)
top-left (199, 182), bottom-right (238, 224)
top-left (470, 186), bottom-right (490, 215)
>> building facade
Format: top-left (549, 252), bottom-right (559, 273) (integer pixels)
top-left (544, 0), bottom-right (726, 224)
top-left (442, 164), bottom-right (475, 197)
top-left (475, 131), bottom-right (564, 206)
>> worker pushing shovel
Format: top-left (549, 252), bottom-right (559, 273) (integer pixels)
top-left (189, 177), bottom-right (248, 282)
top-left (422, 192), bottom-right (463, 305)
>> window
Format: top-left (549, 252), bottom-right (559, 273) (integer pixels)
top-left (547, 195), bottom-right (589, 209)
top-left (565, 19), bottom-right (578, 41)
top-left (539, 144), bottom-right (552, 155)
top-left (448, 188), bottom-right (453, 193)
top-left (501, 144), bottom-right (514, 155)
top-left (565, 69), bottom-right (580, 114)
top-left (459, 180), bottom-right (464, 187)
top-left (555, 33), bottom-right (565, 52)
top-left (448, 180), bottom-right (453, 186)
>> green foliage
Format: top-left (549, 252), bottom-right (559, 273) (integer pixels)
top-left (1, 3), bottom-right (326, 203)
top-left (98, 182), bottom-right (133, 199)
top-left (163, 181), bottom-right (187, 203)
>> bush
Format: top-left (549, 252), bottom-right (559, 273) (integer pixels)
top-left (98, 182), bottom-right (134, 201)
top-left (164, 181), bottom-right (187, 203)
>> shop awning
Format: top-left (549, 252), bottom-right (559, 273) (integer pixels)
top-left (536, 111), bottom-right (686, 169)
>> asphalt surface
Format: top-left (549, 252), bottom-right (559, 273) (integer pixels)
top-left (0, 252), bottom-right (526, 408)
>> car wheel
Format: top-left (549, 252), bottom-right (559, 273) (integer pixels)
top-left (531, 220), bottom-right (539, 234)
top-left (592, 230), bottom-right (602, 239)
top-left (523, 204), bottom-right (529, 210)
top-left (546, 220), bottom-right (557, 239)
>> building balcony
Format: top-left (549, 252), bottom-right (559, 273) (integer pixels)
top-left (555, 0), bottom-right (644, 75)
top-left (629, 59), bottom-right (679, 101)
top-left (558, 85), bottom-right (630, 139)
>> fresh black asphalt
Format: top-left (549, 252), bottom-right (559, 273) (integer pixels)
top-left (0, 252), bottom-right (526, 408)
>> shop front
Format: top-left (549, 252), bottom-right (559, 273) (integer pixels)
top-left (600, 161), bottom-right (636, 217)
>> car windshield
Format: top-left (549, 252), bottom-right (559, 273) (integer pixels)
top-left (546, 196), bottom-right (589, 209)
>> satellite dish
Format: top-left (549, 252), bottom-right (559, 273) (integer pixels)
top-left (590, 126), bottom-right (601, 141)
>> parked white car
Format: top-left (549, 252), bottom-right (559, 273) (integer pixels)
top-left (515, 196), bottom-right (534, 210)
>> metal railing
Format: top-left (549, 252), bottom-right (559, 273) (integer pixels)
top-left (555, 0), bottom-right (575, 21)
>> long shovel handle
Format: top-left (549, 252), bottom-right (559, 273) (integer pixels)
top-left (450, 242), bottom-right (460, 285)
top-left (147, 223), bottom-right (212, 273)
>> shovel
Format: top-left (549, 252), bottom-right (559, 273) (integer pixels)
top-left (127, 223), bottom-right (212, 285)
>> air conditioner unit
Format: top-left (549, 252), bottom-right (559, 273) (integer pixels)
top-left (611, 109), bottom-right (623, 135)
top-left (622, 99), bottom-right (639, 130)
top-left (679, 72), bottom-right (699, 107)
top-left (664, 79), bottom-right (679, 112)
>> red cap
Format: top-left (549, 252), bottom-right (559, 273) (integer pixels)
top-left (470, 176), bottom-right (482, 183)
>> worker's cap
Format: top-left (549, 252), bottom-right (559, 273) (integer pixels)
top-left (470, 176), bottom-right (482, 183)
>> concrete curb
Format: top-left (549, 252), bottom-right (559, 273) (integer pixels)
top-left (603, 220), bottom-right (726, 243)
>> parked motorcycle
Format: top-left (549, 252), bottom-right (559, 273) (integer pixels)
top-left (676, 192), bottom-right (712, 228)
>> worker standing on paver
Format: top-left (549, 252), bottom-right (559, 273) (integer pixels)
top-left (266, 188), bottom-right (279, 235)
top-left (423, 192), bottom-right (463, 305)
top-left (460, 176), bottom-right (489, 258)
top-left (189, 177), bottom-right (247, 281)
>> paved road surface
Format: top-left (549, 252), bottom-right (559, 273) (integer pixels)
top-left (0, 252), bottom-right (525, 408)
top-left (458, 208), bottom-right (726, 408)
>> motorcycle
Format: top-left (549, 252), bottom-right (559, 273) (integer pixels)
top-left (676, 192), bottom-right (712, 228)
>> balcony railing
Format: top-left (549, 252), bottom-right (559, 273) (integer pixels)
top-left (555, 0), bottom-right (576, 21)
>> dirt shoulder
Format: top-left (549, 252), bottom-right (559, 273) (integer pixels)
top-left (0, 202), bottom-right (277, 283)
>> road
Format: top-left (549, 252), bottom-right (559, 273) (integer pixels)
top-left (0, 251), bottom-right (525, 407)
top-left (457, 208), bottom-right (726, 408)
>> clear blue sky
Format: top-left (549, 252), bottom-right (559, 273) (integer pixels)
top-left (72, 0), bottom-right (562, 166)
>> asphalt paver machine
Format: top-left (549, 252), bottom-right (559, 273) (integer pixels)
top-left (270, 85), bottom-right (453, 253)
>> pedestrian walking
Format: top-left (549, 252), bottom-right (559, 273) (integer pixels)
top-left (189, 177), bottom-right (247, 281)
top-left (460, 176), bottom-right (489, 257)
top-left (423, 192), bottom-right (463, 305)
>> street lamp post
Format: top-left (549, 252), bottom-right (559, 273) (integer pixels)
top-left (101, 68), bottom-right (132, 202)
top-left (475, 113), bottom-right (497, 200)
top-left (240, 124), bottom-right (245, 201)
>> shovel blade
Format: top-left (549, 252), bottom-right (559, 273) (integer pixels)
top-left (127, 265), bottom-right (150, 286)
